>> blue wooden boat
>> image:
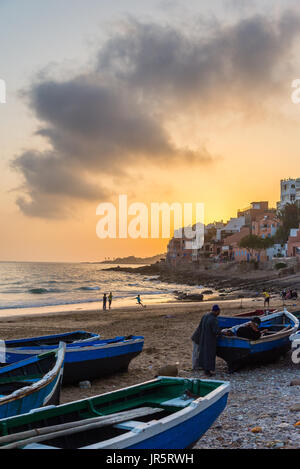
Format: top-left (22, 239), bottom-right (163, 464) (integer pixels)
top-left (0, 343), bottom-right (65, 420)
top-left (217, 310), bottom-right (299, 372)
top-left (0, 377), bottom-right (230, 449)
top-left (4, 331), bottom-right (99, 349)
top-left (3, 336), bottom-right (144, 385)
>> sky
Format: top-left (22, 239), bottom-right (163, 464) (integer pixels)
top-left (1, 0), bottom-right (300, 262)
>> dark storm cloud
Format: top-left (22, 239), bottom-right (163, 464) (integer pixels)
top-left (97, 11), bottom-right (300, 105)
top-left (12, 150), bottom-right (108, 217)
top-left (13, 10), bottom-right (300, 218)
top-left (30, 79), bottom-right (180, 167)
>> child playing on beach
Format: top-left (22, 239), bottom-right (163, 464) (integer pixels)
top-left (136, 295), bottom-right (146, 308)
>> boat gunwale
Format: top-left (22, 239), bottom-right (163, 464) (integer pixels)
top-left (218, 310), bottom-right (299, 346)
top-left (5, 337), bottom-right (145, 355)
top-left (5, 331), bottom-right (100, 347)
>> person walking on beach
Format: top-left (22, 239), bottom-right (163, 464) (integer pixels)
top-left (191, 305), bottom-right (221, 377)
top-left (263, 289), bottom-right (270, 308)
top-left (136, 295), bottom-right (146, 308)
top-left (103, 293), bottom-right (107, 311)
top-left (108, 292), bottom-right (113, 310)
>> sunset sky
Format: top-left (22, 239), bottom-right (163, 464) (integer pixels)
top-left (2, 0), bottom-right (300, 262)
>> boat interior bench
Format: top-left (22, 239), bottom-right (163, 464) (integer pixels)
top-left (114, 420), bottom-right (151, 432)
top-left (160, 396), bottom-right (196, 408)
top-left (113, 397), bottom-right (195, 432)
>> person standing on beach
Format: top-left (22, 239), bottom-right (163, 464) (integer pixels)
top-left (191, 305), bottom-right (221, 376)
top-left (103, 293), bottom-right (107, 311)
top-left (108, 292), bottom-right (113, 310)
top-left (263, 289), bottom-right (270, 308)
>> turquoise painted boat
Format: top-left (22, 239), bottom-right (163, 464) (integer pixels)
top-left (0, 343), bottom-right (65, 420)
top-left (0, 377), bottom-right (230, 449)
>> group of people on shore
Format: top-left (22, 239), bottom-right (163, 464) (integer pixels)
top-left (281, 289), bottom-right (298, 300)
top-left (102, 292), bottom-right (113, 311)
top-left (102, 293), bottom-right (146, 310)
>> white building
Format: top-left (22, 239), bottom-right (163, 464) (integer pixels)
top-left (277, 178), bottom-right (300, 211)
top-left (216, 216), bottom-right (246, 241)
top-left (266, 243), bottom-right (288, 260)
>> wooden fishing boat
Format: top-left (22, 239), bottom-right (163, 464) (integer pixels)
top-left (217, 310), bottom-right (299, 372)
top-left (0, 376), bottom-right (230, 450)
top-left (0, 343), bottom-right (65, 420)
top-left (3, 330), bottom-right (99, 349)
top-left (3, 336), bottom-right (144, 385)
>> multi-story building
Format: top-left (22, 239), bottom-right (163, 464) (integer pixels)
top-left (222, 227), bottom-right (250, 261)
top-left (277, 178), bottom-right (300, 211)
top-left (287, 226), bottom-right (300, 258)
top-left (238, 201), bottom-right (275, 227)
top-left (252, 214), bottom-right (280, 239)
top-left (166, 225), bottom-right (203, 266)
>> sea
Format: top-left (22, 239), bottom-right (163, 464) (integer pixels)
top-left (0, 262), bottom-right (212, 317)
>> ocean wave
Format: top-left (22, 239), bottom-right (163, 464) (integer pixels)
top-left (78, 286), bottom-right (100, 291)
top-left (28, 288), bottom-right (63, 294)
top-left (0, 298), bottom-right (102, 310)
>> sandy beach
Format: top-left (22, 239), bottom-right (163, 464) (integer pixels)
top-left (1, 296), bottom-right (300, 449)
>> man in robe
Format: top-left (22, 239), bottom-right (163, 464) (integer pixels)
top-left (191, 305), bottom-right (221, 376)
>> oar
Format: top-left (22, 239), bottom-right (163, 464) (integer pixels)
top-left (0, 406), bottom-right (163, 449)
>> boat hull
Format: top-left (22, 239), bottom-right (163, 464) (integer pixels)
top-left (4, 337), bottom-right (144, 385)
top-left (217, 338), bottom-right (290, 372)
top-left (125, 392), bottom-right (228, 449)
top-left (62, 350), bottom-right (142, 385)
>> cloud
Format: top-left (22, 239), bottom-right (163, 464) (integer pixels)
top-left (97, 11), bottom-right (300, 108)
top-left (12, 150), bottom-right (108, 218)
top-left (12, 9), bottom-right (300, 218)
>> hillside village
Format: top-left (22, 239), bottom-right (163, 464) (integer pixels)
top-left (166, 178), bottom-right (300, 271)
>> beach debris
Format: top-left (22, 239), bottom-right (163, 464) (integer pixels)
top-left (274, 441), bottom-right (285, 448)
top-left (175, 293), bottom-right (204, 302)
top-left (79, 381), bottom-right (92, 390)
top-left (144, 347), bottom-right (158, 355)
top-left (290, 379), bottom-right (300, 386)
top-left (157, 365), bottom-right (178, 377)
top-left (277, 423), bottom-right (290, 429)
top-left (250, 427), bottom-right (262, 433)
